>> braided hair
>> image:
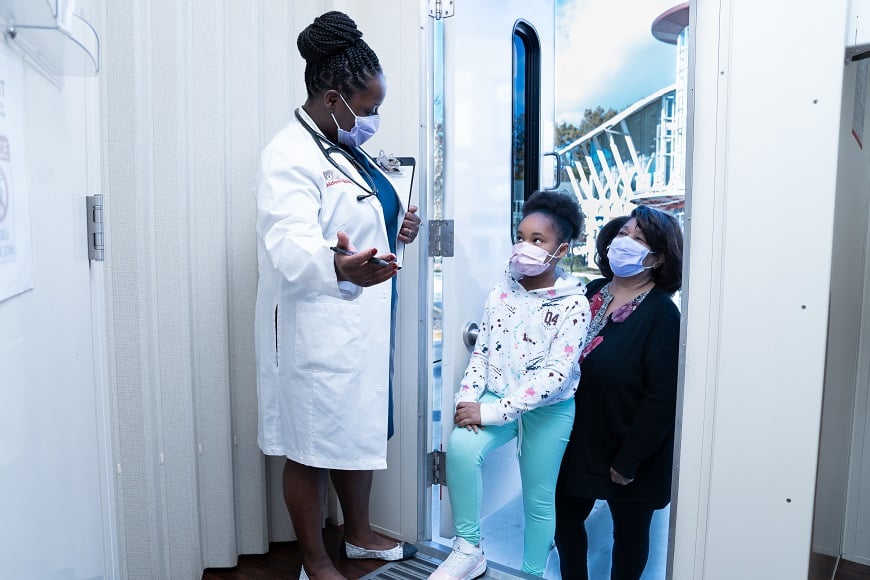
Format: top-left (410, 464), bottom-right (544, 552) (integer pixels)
top-left (297, 11), bottom-right (382, 97)
top-left (521, 191), bottom-right (584, 243)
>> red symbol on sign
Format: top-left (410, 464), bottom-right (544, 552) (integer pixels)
top-left (0, 168), bottom-right (9, 224)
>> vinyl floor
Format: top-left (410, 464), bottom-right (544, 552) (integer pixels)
top-left (201, 510), bottom-right (870, 580)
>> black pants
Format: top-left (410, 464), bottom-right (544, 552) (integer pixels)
top-left (554, 490), bottom-right (656, 580)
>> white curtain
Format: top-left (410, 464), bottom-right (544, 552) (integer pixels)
top-left (100, 1), bottom-right (422, 577)
top-left (100, 1), bottom-right (321, 577)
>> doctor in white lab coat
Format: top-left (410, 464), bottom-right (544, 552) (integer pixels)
top-left (254, 11), bottom-right (421, 580)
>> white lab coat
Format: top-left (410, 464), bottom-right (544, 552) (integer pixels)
top-left (255, 108), bottom-right (406, 470)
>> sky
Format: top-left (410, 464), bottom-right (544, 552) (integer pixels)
top-left (556, 0), bottom-right (680, 124)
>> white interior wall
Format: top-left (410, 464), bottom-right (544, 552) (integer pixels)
top-left (673, 0), bottom-right (850, 578)
top-left (338, 0), bottom-right (425, 543)
top-left (0, 16), bottom-right (115, 580)
top-left (100, 0), bottom-right (423, 577)
top-left (844, 71), bottom-right (870, 567)
top-left (846, 228), bottom-right (870, 565)
top-left (813, 60), bottom-right (870, 567)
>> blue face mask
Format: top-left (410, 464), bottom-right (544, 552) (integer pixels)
top-left (607, 235), bottom-right (653, 278)
top-left (332, 93), bottom-right (380, 147)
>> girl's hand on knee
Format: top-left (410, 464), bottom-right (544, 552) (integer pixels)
top-left (454, 402), bottom-right (483, 433)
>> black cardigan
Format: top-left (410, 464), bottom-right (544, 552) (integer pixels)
top-left (558, 278), bottom-right (680, 509)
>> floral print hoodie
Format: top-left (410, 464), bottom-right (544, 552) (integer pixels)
top-left (455, 267), bottom-right (591, 426)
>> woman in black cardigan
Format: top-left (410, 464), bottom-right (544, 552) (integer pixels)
top-left (555, 206), bottom-right (683, 580)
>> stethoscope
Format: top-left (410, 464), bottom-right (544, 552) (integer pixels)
top-left (295, 109), bottom-right (378, 201)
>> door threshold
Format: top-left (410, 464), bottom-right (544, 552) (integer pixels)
top-left (363, 542), bottom-right (539, 580)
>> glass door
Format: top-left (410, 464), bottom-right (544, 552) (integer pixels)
top-left (426, 2), bottom-right (556, 575)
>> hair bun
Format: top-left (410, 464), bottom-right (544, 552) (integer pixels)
top-left (297, 11), bottom-right (363, 63)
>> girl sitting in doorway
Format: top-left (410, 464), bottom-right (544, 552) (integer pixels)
top-left (429, 191), bottom-right (590, 579)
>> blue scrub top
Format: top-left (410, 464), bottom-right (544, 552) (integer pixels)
top-left (351, 147), bottom-right (401, 439)
top-left (350, 148), bottom-right (400, 254)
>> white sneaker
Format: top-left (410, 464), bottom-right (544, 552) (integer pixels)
top-left (429, 537), bottom-right (487, 580)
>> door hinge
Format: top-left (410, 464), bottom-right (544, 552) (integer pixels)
top-left (86, 194), bottom-right (104, 261)
top-left (428, 219), bottom-right (454, 257)
top-left (427, 450), bottom-right (448, 486)
top-left (428, 0), bottom-right (455, 20)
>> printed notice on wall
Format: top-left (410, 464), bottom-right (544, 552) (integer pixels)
top-left (0, 49), bottom-right (33, 303)
top-left (853, 60), bottom-right (868, 149)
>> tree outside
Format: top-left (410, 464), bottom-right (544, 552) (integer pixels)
top-left (555, 105), bottom-right (619, 176)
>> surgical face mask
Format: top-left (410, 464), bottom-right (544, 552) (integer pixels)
top-left (607, 235), bottom-right (654, 278)
top-left (332, 93), bottom-right (380, 147)
top-left (509, 241), bottom-right (562, 278)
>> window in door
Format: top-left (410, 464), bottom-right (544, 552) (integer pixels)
top-left (511, 21), bottom-right (541, 236)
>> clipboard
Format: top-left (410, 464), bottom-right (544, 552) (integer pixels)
top-left (376, 153), bottom-right (416, 206)
top-left (374, 152), bottom-right (417, 266)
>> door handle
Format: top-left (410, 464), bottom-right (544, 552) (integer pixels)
top-left (462, 322), bottom-right (480, 347)
top-left (542, 151), bottom-right (562, 191)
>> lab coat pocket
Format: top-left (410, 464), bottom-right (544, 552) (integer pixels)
top-left (274, 304), bottom-right (281, 370)
top-left (295, 301), bottom-right (362, 373)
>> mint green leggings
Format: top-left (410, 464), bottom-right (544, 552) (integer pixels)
top-left (446, 392), bottom-right (575, 576)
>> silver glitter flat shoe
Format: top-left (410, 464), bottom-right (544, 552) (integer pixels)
top-left (344, 540), bottom-right (418, 561)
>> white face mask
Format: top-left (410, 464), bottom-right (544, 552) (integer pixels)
top-left (607, 235), bottom-right (653, 278)
top-left (509, 241), bottom-right (563, 278)
top-left (332, 93), bottom-right (380, 147)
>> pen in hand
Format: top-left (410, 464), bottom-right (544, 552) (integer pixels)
top-left (330, 245), bottom-right (396, 268)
